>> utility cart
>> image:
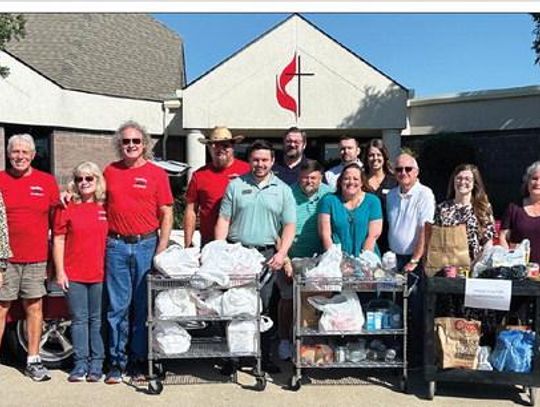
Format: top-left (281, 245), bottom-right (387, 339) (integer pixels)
top-left (424, 277), bottom-right (540, 405)
top-left (289, 275), bottom-right (411, 391)
top-left (146, 273), bottom-right (266, 394)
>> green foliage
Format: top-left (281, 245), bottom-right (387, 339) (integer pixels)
top-left (0, 13), bottom-right (26, 78)
top-left (534, 14), bottom-right (540, 66)
top-left (172, 194), bottom-right (186, 229)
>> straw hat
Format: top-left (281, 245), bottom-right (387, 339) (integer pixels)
top-left (198, 126), bottom-right (245, 144)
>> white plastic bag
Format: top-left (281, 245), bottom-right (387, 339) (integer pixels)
top-left (222, 287), bottom-right (260, 317)
top-left (304, 244), bottom-right (343, 291)
top-left (153, 245), bottom-right (200, 277)
top-left (190, 290), bottom-right (223, 316)
top-left (153, 321), bottom-right (191, 355)
top-left (473, 240), bottom-right (530, 277)
top-left (307, 290), bottom-right (365, 332)
top-left (227, 319), bottom-right (258, 354)
top-left (155, 288), bottom-right (197, 319)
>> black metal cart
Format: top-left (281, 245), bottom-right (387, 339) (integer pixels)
top-left (424, 277), bottom-right (540, 405)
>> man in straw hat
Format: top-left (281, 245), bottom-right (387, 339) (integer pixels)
top-left (184, 126), bottom-right (249, 247)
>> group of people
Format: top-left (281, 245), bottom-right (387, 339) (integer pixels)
top-left (1, 122), bottom-right (540, 383)
top-left (0, 122), bottom-right (173, 383)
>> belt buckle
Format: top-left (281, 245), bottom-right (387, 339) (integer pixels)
top-left (126, 235), bottom-right (140, 244)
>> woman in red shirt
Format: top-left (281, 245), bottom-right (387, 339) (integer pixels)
top-left (53, 161), bottom-right (108, 382)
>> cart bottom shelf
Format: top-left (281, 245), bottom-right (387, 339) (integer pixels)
top-left (152, 337), bottom-right (258, 359)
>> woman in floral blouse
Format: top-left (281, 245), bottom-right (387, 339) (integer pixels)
top-left (433, 163), bottom-right (495, 262)
top-left (0, 192), bottom-right (12, 276)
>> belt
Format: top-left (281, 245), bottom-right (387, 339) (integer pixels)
top-left (108, 231), bottom-right (157, 244)
top-left (227, 239), bottom-right (274, 252)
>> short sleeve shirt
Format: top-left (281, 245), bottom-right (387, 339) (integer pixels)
top-left (501, 202), bottom-right (540, 263)
top-left (53, 202), bottom-right (108, 283)
top-left (104, 161), bottom-right (173, 235)
top-left (387, 181), bottom-right (435, 255)
top-left (290, 183), bottom-right (331, 258)
top-left (185, 159), bottom-right (250, 244)
top-left (0, 169), bottom-right (60, 262)
top-left (272, 156), bottom-right (308, 186)
top-left (219, 173), bottom-right (296, 246)
top-left (318, 192), bottom-right (382, 257)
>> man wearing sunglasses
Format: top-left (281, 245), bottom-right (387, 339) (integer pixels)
top-left (386, 153), bottom-right (435, 367)
top-left (184, 126), bottom-right (249, 248)
top-left (103, 121), bottom-right (173, 384)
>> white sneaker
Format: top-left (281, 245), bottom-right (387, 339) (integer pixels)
top-left (278, 340), bottom-right (293, 361)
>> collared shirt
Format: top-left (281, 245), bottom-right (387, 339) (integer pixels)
top-left (324, 159), bottom-right (364, 191)
top-left (220, 172), bottom-right (296, 246)
top-left (290, 182), bottom-right (331, 258)
top-left (272, 155), bottom-right (309, 186)
top-left (386, 180), bottom-right (435, 255)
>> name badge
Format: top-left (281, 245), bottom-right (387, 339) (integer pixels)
top-left (241, 189), bottom-right (253, 195)
top-left (382, 189), bottom-right (390, 195)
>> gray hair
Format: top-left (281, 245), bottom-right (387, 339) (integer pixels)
top-left (7, 133), bottom-right (36, 153)
top-left (113, 120), bottom-right (153, 160)
top-left (395, 153), bottom-right (419, 169)
top-left (522, 161), bottom-right (540, 197)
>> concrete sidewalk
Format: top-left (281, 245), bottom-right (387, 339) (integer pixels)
top-left (0, 359), bottom-right (532, 407)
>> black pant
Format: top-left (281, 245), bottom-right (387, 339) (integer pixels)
top-left (257, 247), bottom-right (279, 362)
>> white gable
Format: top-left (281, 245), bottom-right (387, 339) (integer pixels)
top-left (183, 15), bottom-right (408, 131)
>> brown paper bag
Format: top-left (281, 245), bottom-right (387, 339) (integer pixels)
top-left (425, 224), bottom-right (470, 277)
top-left (301, 292), bottom-right (320, 328)
top-left (435, 317), bottom-right (481, 369)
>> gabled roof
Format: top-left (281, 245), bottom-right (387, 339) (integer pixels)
top-left (6, 13), bottom-right (185, 101)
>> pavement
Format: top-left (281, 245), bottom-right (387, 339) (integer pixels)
top-left (0, 358), bottom-right (534, 407)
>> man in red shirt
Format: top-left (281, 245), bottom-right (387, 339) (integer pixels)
top-left (183, 126), bottom-right (249, 247)
top-left (0, 134), bottom-right (60, 382)
top-left (104, 121), bottom-right (173, 384)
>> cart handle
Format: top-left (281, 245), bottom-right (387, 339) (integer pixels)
top-left (406, 272), bottom-right (420, 297)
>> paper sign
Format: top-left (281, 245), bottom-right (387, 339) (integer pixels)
top-left (464, 279), bottom-right (512, 311)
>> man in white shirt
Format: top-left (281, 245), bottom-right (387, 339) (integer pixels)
top-left (324, 136), bottom-right (362, 190)
top-left (386, 153), bottom-right (435, 367)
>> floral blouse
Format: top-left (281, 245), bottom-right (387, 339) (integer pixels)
top-left (433, 200), bottom-right (495, 261)
top-left (0, 192), bottom-right (12, 268)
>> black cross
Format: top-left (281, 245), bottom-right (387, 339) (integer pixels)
top-left (284, 55), bottom-right (314, 118)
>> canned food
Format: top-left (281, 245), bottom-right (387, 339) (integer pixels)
top-left (528, 263), bottom-right (540, 278)
top-left (444, 265), bottom-right (457, 278)
top-left (335, 346), bottom-right (347, 363)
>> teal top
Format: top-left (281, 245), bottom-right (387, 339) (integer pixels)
top-left (318, 192), bottom-right (383, 257)
top-left (290, 183), bottom-right (331, 258)
top-left (220, 172), bottom-right (296, 246)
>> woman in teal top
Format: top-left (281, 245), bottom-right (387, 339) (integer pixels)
top-left (318, 162), bottom-right (383, 256)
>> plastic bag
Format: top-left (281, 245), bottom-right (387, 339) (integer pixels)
top-left (305, 244), bottom-right (343, 291)
top-left (489, 329), bottom-right (535, 373)
top-left (155, 288), bottom-right (197, 319)
top-left (153, 321), bottom-right (191, 355)
top-left (477, 346), bottom-right (493, 371)
top-left (473, 240), bottom-right (530, 277)
top-left (153, 245), bottom-right (200, 277)
top-left (222, 287), bottom-right (261, 317)
top-left (190, 290), bottom-right (223, 316)
top-left (307, 290), bottom-right (365, 332)
top-left (227, 319), bottom-right (258, 354)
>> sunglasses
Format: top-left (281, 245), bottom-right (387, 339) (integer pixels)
top-left (395, 166), bottom-right (415, 174)
top-left (122, 138), bottom-right (142, 146)
top-left (210, 141), bottom-right (233, 149)
top-left (75, 176), bottom-right (95, 183)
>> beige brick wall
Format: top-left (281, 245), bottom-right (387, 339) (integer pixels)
top-left (52, 130), bottom-right (117, 188)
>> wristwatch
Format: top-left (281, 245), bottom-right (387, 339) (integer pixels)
top-left (409, 258), bottom-right (420, 265)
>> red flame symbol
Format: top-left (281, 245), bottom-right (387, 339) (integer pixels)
top-left (276, 53), bottom-right (297, 118)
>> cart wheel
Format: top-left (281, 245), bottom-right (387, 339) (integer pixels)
top-left (400, 377), bottom-right (408, 393)
top-left (529, 386), bottom-right (538, 406)
top-left (254, 376), bottom-right (267, 391)
top-left (147, 379), bottom-right (163, 395)
top-left (427, 381), bottom-right (436, 400)
top-left (288, 376), bottom-right (301, 391)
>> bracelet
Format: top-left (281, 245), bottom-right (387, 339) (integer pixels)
top-left (409, 258), bottom-right (420, 265)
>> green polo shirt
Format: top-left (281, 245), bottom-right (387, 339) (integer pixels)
top-left (220, 172), bottom-right (296, 246)
top-left (290, 182), bottom-right (331, 258)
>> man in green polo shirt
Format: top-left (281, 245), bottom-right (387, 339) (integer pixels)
top-left (216, 139), bottom-right (296, 373)
top-left (275, 159), bottom-right (331, 360)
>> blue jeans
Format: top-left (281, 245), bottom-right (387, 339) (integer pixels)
top-left (66, 282), bottom-right (105, 373)
top-left (106, 235), bottom-right (157, 370)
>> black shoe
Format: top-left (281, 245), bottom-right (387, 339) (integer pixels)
top-left (261, 360), bottom-right (281, 374)
top-left (219, 360), bottom-right (237, 376)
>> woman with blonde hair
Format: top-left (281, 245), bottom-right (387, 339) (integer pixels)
top-left (432, 163), bottom-right (495, 262)
top-left (53, 161), bottom-right (108, 382)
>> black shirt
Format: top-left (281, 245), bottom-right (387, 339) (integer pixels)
top-left (272, 156), bottom-right (309, 186)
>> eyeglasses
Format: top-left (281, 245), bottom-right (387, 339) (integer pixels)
top-left (210, 142), bottom-right (233, 149)
top-left (395, 166), bottom-right (414, 174)
top-left (122, 138), bottom-right (142, 146)
top-left (75, 176), bottom-right (95, 183)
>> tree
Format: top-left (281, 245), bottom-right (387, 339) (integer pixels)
top-left (0, 13), bottom-right (26, 78)
top-left (534, 13), bottom-right (540, 66)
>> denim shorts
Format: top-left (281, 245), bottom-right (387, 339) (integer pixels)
top-left (0, 262), bottom-right (47, 301)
